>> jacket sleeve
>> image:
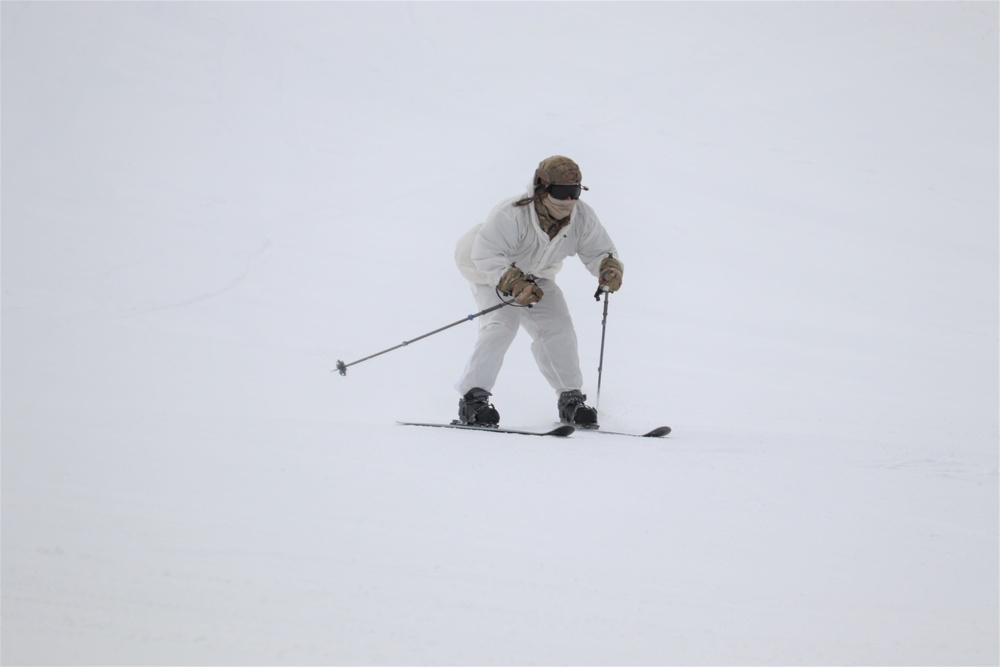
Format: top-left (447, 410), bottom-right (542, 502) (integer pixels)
top-left (470, 204), bottom-right (525, 287)
top-left (576, 207), bottom-right (621, 278)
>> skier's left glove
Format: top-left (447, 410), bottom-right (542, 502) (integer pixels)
top-left (599, 256), bottom-right (623, 292)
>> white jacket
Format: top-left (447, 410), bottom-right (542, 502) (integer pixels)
top-left (455, 194), bottom-right (620, 286)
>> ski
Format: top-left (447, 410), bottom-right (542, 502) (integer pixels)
top-left (398, 421), bottom-right (576, 437)
top-left (585, 425), bottom-right (672, 438)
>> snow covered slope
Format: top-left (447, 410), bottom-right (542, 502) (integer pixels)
top-left (2, 2), bottom-right (997, 664)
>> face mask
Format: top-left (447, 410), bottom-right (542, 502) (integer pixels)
top-left (543, 194), bottom-right (576, 220)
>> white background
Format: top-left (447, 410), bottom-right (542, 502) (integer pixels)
top-left (2, 2), bottom-right (997, 664)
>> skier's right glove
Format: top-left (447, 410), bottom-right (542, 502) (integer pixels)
top-left (498, 266), bottom-right (543, 305)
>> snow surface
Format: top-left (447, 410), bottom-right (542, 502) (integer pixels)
top-left (2, 2), bottom-right (998, 665)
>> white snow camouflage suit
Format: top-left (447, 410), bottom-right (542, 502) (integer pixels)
top-left (454, 193), bottom-right (620, 396)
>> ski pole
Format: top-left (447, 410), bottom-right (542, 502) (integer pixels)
top-left (334, 301), bottom-right (513, 376)
top-left (594, 287), bottom-right (610, 412)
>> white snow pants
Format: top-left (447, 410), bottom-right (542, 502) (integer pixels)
top-left (457, 278), bottom-right (583, 396)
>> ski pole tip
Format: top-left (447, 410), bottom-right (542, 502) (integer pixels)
top-left (335, 360), bottom-right (348, 376)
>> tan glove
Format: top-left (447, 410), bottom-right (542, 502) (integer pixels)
top-left (498, 266), bottom-right (543, 305)
top-left (599, 256), bottom-right (624, 292)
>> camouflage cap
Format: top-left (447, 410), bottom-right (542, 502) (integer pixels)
top-left (534, 155), bottom-right (582, 188)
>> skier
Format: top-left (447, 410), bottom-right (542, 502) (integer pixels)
top-left (453, 155), bottom-right (623, 428)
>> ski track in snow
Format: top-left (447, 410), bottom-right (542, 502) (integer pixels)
top-left (106, 239), bottom-right (273, 316)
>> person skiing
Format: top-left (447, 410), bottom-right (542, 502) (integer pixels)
top-left (453, 155), bottom-right (623, 429)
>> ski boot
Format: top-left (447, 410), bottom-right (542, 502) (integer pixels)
top-left (455, 388), bottom-right (500, 428)
top-left (558, 390), bottom-right (598, 429)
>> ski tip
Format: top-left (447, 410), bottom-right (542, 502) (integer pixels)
top-left (549, 424), bottom-right (576, 437)
top-left (644, 426), bottom-right (672, 437)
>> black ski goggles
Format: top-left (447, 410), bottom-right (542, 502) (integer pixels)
top-left (546, 183), bottom-right (585, 200)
